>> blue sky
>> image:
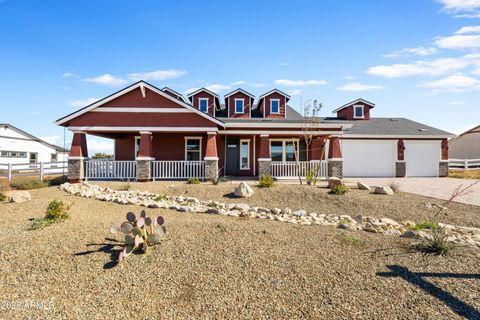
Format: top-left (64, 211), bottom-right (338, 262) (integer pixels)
top-left (2, 0), bottom-right (480, 153)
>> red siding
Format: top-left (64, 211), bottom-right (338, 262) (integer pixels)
top-left (337, 104), bottom-right (373, 120)
top-left (115, 136), bottom-right (136, 160)
top-left (104, 87), bottom-right (183, 108)
top-left (190, 92), bottom-right (216, 117)
top-left (263, 92), bottom-right (288, 118)
top-left (227, 92), bottom-right (252, 118)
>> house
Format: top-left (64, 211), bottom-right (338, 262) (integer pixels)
top-left (0, 123), bottom-right (68, 164)
top-left (448, 125), bottom-right (480, 159)
top-left (55, 81), bottom-right (453, 182)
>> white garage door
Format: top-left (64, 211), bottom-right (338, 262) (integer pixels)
top-left (342, 140), bottom-right (397, 177)
top-left (404, 140), bottom-right (440, 177)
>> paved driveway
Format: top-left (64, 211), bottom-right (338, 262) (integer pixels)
top-left (346, 177), bottom-right (480, 206)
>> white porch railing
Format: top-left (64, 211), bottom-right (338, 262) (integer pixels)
top-left (0, 161), bottom-right (67, 181)
top-left (271, 161), bottom-right (328, 179)
top-left (152, 161), bottom-right (205, 180)
top-left (85, 160), bottom-right (137, 180)
top-left (449, 159), bottom-right (480, 170)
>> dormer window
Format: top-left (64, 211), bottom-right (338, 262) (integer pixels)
top-left (353, 105), bottom-right (364, 119)
top-left (199, 98), bottom-right (208, 113)
top-left (234, 99), bottom-right (244, 114)
top-left (270, 99), bottom-right (280, 114)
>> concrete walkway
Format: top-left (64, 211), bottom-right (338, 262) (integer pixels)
top-left (346, 177), bottom-right (480, 206)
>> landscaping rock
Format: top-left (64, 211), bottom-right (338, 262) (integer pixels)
top-left (292, 210), bottom-right (307, 217)
top-left (383, 229), bottom-right (402, 236)
top-left (374, 186), bottom-right (394, 195)
top-left (327, 177), bottom-right (344, 188)
top-left (7, 191), bottom-right (31, 203)
top-left (282, 207), bottom-right (292, 215)
top-left (357, 182), bottom-right (370, 190)
top-left (234, 182), bottom-right (254, 198)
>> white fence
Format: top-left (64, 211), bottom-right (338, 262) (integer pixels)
top-left (152, 161), bottom-right (205, 180)
top-left (85, 160), bottom-right (137, 180)
top-left (449, 159), bottom-right (480, 170)
top-left (0, 161), bottom-right (68, 181)
top-left (271, 161), bottom-right (328, 179)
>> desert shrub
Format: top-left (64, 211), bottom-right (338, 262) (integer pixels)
top-left (46, 175), bottom-right (68, 186)
top-left (29, 200), bottom-right (70, 230)
top-left (388, 180), bottom-right (400, 192)
top-left (210, 167), bottom-right (223, 185)
top-left (11, 178), bottom-right (49, 190)
top-left (0, 193), bottom-right (6, 202)
top-left (343, 234), bottom-right (360, 245)
top-left (409, 221), bottom-right (440, 231)
top-left (187, 177), bottom-right (200, 184)
top-left (414, 228), bottom-right (455, 255)
top-left (305, 169), bottom-right (317, 186)
top-left (329, 185), bottom-right (348, 195)
top-left (258, 174), bottom-right (274, 188)
top-left (119, 180), bottom-right (132, 191)
top-left (154, 194), bottom-right (167, 201)
top-left (215, 223), bottom-right (227, 232)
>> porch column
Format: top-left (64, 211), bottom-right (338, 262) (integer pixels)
top-left (327, 136), bottom-right (343, 178)
top-left (258, 134), bottom-right (271, 176)
top-left (439, 139), bottom-right (449, 177)
top-left (396, 139), bottom-right (406, 177)
top-left (310, 136), bottom-right (327, 161)
top-left (204, 132), bottom-right (219, 180)
top-left (136, 131), bottom-right (153, 182)
top-left (68, 131), bottom-right (88, 183)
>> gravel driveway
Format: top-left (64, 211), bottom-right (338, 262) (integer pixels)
top-left (347, 177), bottom-right (480, 206)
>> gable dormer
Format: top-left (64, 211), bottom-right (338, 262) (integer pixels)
top-left (256, 89), bottom-right (290, 118)
top-left (187, 88), bottom-right (220, 117)
top-left (333, 98), bottom-right (375, 120)
top-left (224, 88), bottom-right (255, 118)
top-left (161, 87), bottom-right (187, 103)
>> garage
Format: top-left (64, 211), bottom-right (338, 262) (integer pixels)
top-left (404, 140), bottom-right (441, 177)
top-left (341, 139), bottom-right (397, 177)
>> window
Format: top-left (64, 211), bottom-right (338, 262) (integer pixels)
top-left (270, 99), bottom-right (280, 114)
top-left (1, 150), bottom-right (27, 158)
top-left (353, 105), bottom-right (364, 118)
top-left (240, 139), bottom-right (250, 170)
top-left (270, 140), bottom-right (299, 161)
top-left (185, 137), bottom-right (202, 161)
top-left (234, 99), bottom-right (244, 114)
top-left (134, 137), bottom-right (141, 158)
top-left (198, 98), bottom-right (209, 113)
top-left (51, 154), bottom-right (57, 162)
top-left (29, 152), bottom-right (38, 164)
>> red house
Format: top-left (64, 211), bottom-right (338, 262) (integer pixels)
top-left (55, 81), bottom-right (453, 182)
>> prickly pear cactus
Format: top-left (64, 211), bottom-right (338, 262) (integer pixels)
top-left (110, 210), bottom-right (166, 263)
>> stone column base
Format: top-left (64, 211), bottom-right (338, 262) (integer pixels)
top-left (395, 161), bottom-right (406, 177)
top-left (258, 159), bottom-right (272, 177)
top-left (205, 159), bottom-right (219, 180)
top-left (439, 161), bottom-right (449, 177)
top-left (68, 158), bottom-right (85, 183)
top-left (327, 160), bottom-right (343, 178)
top-left (136, 159), bottom-right (152, 182)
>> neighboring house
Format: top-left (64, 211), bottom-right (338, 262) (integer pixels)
top-left (448, 125), bottom-right (480, 159)
top-left (55, 81), bottom-right (453, 182)
top-left (0, 124), bottom-right (69, 164)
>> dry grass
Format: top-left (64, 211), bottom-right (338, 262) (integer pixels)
top-left (449, 169), bottom-right (480, 180)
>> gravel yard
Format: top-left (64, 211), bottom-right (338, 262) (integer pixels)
top-left (1, 185), bottom-right (479, 319)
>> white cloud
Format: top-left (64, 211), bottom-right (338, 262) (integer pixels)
top-left (185, 83), bottom-right (231, 94)
top-left (420, 75), bottom-right (480, 92)
top-left (127, 69), bottom-right (187, 81)
top-left (439, 0), bottom-right (480, 12)
top-left (40, 135), bottom-right (62, 145)
top-left (230, 80), bottom-right (266, 88)
top-left (344, 75), bottom-right (356, 80)
top-left (230, 80), bottom-right (247, 85)
top-left (62, 72), bottom-right (75, 78)
top-left (274, 79), bottom-right (328, 86)
top-left (435, 34), bottom-right (480, 49)
top-left (82, 74), bottom-right (128, 86)
top-left (382, 47), bottom-right (438, 59)
top-left (68, 97), bottom-right (99, 108)
top-left (337, 82), bottom-right (385, 91)
top-left (287, 89), bottom-right (303, 95)
top-left (87, 138), bottom-right (114, 153)
top-left (455, 25), bottom-right (480, 34)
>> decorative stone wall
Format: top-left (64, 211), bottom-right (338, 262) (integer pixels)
top-left (395, 162), bottom-right (406, 177)
top-left (136, 159), bottom-right (151, 181)
top-left (67, 159), bottom-right (84, 183)
top-left (258, 160), bottom-right (272, 176)
top-left (439, 161), bottom-right (449, 177)
top-left (327, 160), bottom-right (343, 178)
top-left (205, 159), bottom-right (218, 180)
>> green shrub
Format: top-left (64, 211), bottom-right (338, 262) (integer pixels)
top-left (119, 181), bottom-right (132, 191)
top-left (154, 194), bottom-right (167, 201)
top-left (343, 234), bottom-right (361, 245)
top-left (409, 221), bottom-right (440, 231)
top-left (329, 185), bottom-right (348, 195)
top-left (413, 227), bottom-right (454, 255)
top-left (11, 178), bottom-right (49, 190)
top-left (0, 193), bottom-right (6, 202)
top-left (388, 180), bottom-right (400, 193)
top-left (215, 223), bottom-right (227, 232)
top-left (187, 177), bottom-right (200, 184)
top-left (29, 200), bottom-right (70, 230)
top-left (46, 175), bottom-right (68, 186)
top-left (258, 174), bottom-right (274, 188)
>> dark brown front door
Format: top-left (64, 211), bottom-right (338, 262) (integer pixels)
top-left (226, 137), bottom-right (239, 175)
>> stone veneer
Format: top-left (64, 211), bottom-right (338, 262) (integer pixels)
top-left (136, 159), bottom-right (151, 181)
top-left (395, 162), bottom-right (406, 177)
top-left (327, 160), bottom-right (343, 179)
top-left (258, 159), bottom-right (272, 176)
top-left (204, 159), bottom-right (219, 180)
top-left (439, 161), bottom-right (449, 177)
top-left (67, 158), bottom-right (84, 183)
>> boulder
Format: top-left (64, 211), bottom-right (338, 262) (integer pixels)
top-left (8, 191), bottom-right (31, 203)
top-left (292, 210), bottom-right (307, 217)
top-left (374, 186), bottom-right (394, 195)
top-left (234, 182), bottom-right (254, 198)
top-left (327, 177), bottom-right (344, 188)
top-left (383, 229), bottom-right (402, 236)
top-left (235, 203), bottom-right (250, 211)
top-left (357, 182), bottom-right (370, 190)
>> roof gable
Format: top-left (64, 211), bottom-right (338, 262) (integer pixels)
top-left (332, 98), bottom-right (375, 114)
top-left (186, 87), bottom-right (220, 99)
top-left (224, 88), bottom-right (255, 99)
top-left (161, 87), bottom-right (187, 103)
top-left (258, 88), bottom-right (291, 101)
top-left (0, 123), bottom-right (68, 152)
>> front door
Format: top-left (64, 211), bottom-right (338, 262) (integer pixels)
top-left (226, 137), bottom-right (240, 175)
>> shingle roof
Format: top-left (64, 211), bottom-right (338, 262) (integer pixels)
top-left (218, 105), bottom-right (304, 123)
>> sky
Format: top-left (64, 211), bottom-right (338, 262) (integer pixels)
top-left (2, 0), bottom-right (480, 154)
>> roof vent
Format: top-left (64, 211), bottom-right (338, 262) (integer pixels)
top-left (418, 128), bottom-right (428, 132)
top-left (390, 118), bottom-right (399, 121)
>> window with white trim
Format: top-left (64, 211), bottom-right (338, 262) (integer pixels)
top-left (134, 136), bottom-right (141, 158)
top-left (270, 99), bottom-right (280, 114)
top-left (353, 105), bottom-right (364, 118)
top-left (240, 139), bottom-right (250, 170)
top-left (1, 150), bottom-right (27, 158)
top-left (234, 99), bottom-right (244, 114)
top-left (185, 138), bottom-right (202, 161)
top-left (270, 140), bottom-right (298, 162)
top-left (29, 152), bottom-right (38, 163)
top-left (199, 98), bottom-right (209, 113)
top-left (51, 153), bottom-right (57, 162)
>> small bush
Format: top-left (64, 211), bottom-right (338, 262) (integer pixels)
top-left (343, 234), bottom-right (361, 245)
top-left (305, 169), bottom-right (318, 186)
top-left (0, 193), bottom-right (6, 202)
top-left (46, 175), bottom-right (68, 186)
top-left (187, 177), bottom-right (200, 184)
top-left (11, 178), bottom-right (49, 190)
top-left (409, 221), bottom-right (440, 231)
top-left (215, 223), bottom-right (227, 232)
top-left (119, 180), bottom-right (132, 191)
top-left (258, 174), bottom-right (274, 188)
top-left (155, 194), bottom-right (167, 201)
top-left (413, 228), bottom-right (454, 255)
top-left (329, 185), bottom-right (348, 195)
top-left (29, 200), bottom-right (70, 230)
top-left (388, 180), bottom-right (400, 192)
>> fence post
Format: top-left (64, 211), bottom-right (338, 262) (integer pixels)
top-left (8, 163), bottom-right (12, 182)
top-left (40, 162), bottom-right (44, 181)
top-left (465, 159), bottom-right (469, 169)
